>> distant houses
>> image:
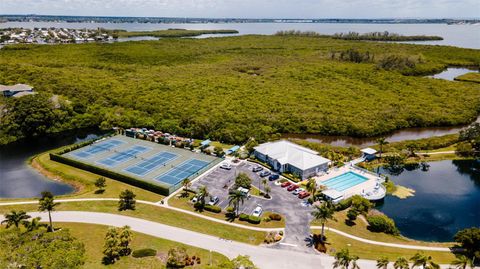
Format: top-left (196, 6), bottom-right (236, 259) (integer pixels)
top-left (0, 84), bottom-right (36, 98)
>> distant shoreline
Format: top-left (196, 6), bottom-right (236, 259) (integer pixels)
top-left (1, 15), bottom-right (479, 25)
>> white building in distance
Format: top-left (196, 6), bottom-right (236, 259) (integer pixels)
top-left (254, 140), bottom-right (331, 179)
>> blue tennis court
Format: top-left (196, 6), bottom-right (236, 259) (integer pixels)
top-left (156, 159), bottom-right (210, 185)
top-left (97, 145), bottom-right (149, 167)
top-left (72, 139), bottom-right (124, 159)
top-left (322, 172), bottom-right (368, 192)
top-left (124, 152), bottom-right (178, 176)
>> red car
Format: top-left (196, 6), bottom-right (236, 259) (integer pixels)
top-left (298, 191), bottom-right (310, 199)
top-left (287, 184), bottom-right (299, 192)
top-left (281, 181), bottom-right (292, 188)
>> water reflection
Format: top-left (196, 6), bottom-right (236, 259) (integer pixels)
top-left (377, 160), bottom-right (480, 242)
top-left (0, 130), bottom-right (103, 198)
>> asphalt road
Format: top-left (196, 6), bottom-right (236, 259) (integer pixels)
top-left (17, 211), bottom-right (387, 269)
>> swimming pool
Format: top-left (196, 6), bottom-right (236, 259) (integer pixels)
top-left (321, 172), bottom-right (368, 192)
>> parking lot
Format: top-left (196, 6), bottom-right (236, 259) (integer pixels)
top-left (191, 160), bottom-right (314, 248)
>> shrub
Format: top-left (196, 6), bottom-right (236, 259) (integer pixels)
top-left (335, 198), bottom-right (352, 211)
top-left (367, 215), bottom-right (400, 235)
top-left (268, 213), bottom-right (282, 221)
top-left (166, 247), bottom-right (187, 268)
top-left (248, 215), bottom-right (261, 224)
top-left (132, 248), bottom-right (157, 258)
top-left (193, 202), bottom-right (204, 210)
top-left (225, 206), bottom-right (234, 213)
top-left (239, 213), bottom-right (249, 221)
top-left (204, 205), bottom-right (221, 213)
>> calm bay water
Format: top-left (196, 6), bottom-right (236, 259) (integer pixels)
top-left (378, 160), bottom-right (480, 242)
top-left (0, 130), bottom-right (102, 198)
top-left (1, 22), bottom-right (479, 49)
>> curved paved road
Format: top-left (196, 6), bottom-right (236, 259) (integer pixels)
top-left (20, 211), bottom-right (369, 269)
top-left (0, 198), bottom-right (451, 252)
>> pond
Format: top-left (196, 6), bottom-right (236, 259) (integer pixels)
top-left (428, 67), bottom-right (479, 81)
top-left (377, 160), bottom-right (480, 242)
top-left (0, 130), bottom-right (102, 198)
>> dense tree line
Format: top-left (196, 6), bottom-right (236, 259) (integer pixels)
top-left (275, 30), bottom-right (443, 41)
top-left (332, 31), bottom-right (443, 41)
top-left (0, 35), bottom-right (479, 145)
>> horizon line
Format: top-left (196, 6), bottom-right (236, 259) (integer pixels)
top-left (1, 14), bottom-right (479, 21)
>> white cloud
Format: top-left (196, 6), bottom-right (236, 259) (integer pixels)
top-left (1, 0), bottom-right (479, 18)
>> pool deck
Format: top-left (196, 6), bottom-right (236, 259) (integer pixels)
top-left (314, 164), bottom-right (385, 201)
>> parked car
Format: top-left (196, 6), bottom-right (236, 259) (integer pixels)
top-left (281, 181), bottom-right (292, 188)
top-left (298, 191), bottom-right (310, 199)
top-left (287, 184), bottom-right (299, 192)
top-left (220, 162), bottom-right (232, 170)
top-left (208, 196), bottom-right (219, 206)
top-left (236, 187), bottom-right (251, 198)
top-left (252, 166), bottom-right (263, 172)
top-left (292, 188), bottom-right (304, 195)
top-left (268, 174), bottom-right (280, 181)
top-left (191, 195), bottom-right (202, 203)
top-left (259, 171), bottom-right (271, 177)
top-left (252, 206), bottom-right (263, 217)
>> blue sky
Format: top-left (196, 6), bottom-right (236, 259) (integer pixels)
top-left (2, 0), bottom-right (479, 18)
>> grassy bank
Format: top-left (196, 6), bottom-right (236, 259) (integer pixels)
top-left (454, 72), bottom-right (480, 83)
top-left (1, 35), bottom-right (480, 144)
top-left (0, 201), bottom-right (267, 245)
top-left (59, 223), bottom-right (229, 269)
top-left (318, 230), bottom-right (455, 264)
top-left (311, 210), bottom-right (453, 248)
top-left (16, 151), bottom-right (164, 202)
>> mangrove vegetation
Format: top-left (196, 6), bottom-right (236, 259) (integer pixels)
top-left (0, 35), bottom-right (479, 144)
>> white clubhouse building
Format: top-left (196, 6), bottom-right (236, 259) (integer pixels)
top-left (254, 140), bottom-right (331, 179)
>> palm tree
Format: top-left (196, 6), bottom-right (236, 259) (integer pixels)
top-left (393, 257), bottom-right (409, 269)
top-left (311, 201), bottom-right (336, 242)
top-left (333, 248), bottom-right (360, 269)
top-left (451, 255), bottom-right (473, 269)
top-left (198, 185), bottom-right (209, 206)
top-left (228, 190), bottom-right (245, 216)
top-left (22, 216), bottom-right (47, 232)
top-left (182, 178), bottom-right (191, 197)
top-left (410, 252), bottom-right (440, 269)
top-left (306, 178), bottom-right (317, 199)
top-left (377, 137), bottom-right (389, 159)
top-left (376, 256), bottom-right (389, 269)
top-left (1, 210), bottom-right (31, 229)
top-left (264, 185), bottom-right (271, 198)
top-left (261, 178), bottom-right (267, 192)
top-left (38, 192), bottom-right (60, 232)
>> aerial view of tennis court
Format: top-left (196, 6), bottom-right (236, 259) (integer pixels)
top-left (62, 135), bottom-right (221, 192)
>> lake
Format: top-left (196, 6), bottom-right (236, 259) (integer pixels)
top-left (377, 160), bottom-right (480, 242)
top-left (0, 130), bottom-right (102, 198)
top-left (1, 22), bottom-right (479, 49)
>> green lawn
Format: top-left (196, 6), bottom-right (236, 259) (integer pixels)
top-left (0, 201), bottom-right (267, 245)
top-left (168, 192), bottom-right (285, 229)
top-left (61, 222), bottom-right (230, 269)
top-left (317, 230), bottom-right (456, 264)
top-left (311, 210), bottom-right (453, 248)
top-left (26, 151), bottom-right (164, 202)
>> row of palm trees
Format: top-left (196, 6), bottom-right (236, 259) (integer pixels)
top-left (192, 182), bottom-right (247, 217)
top-left (1, 210), bottom-right (47, 231)
top-left (1, 191), bottom-right (59, 232)
top-left (335, 250), bottom-right (474, 269)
